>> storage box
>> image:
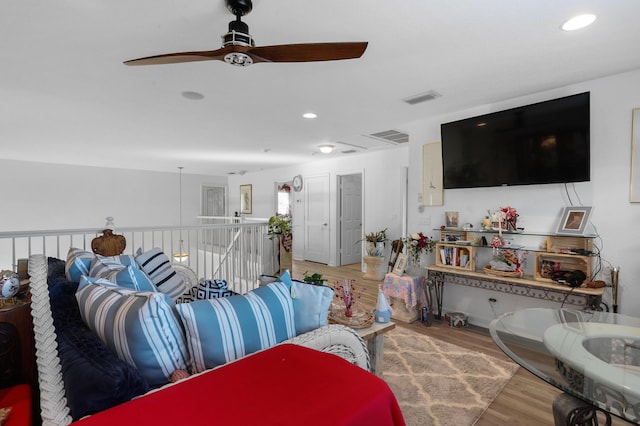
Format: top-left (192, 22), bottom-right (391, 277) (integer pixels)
top-left (444, 312), bottom-right (468, 328)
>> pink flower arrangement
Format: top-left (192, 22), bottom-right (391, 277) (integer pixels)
top-left (334, 279), bottom-right (364, 317)
top-left (501, 206), bottom-right (518, 220)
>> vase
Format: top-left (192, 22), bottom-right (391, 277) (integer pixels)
top-left (344, 303), bottom-right (353, 317)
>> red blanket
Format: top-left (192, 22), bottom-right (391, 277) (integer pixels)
top-left (73, 344), bottom-right (405, 425)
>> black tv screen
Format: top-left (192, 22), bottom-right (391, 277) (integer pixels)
top-left (441, 92), bottom-right (590, 189)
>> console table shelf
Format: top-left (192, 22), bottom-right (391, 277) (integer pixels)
top-left (426, 266), bottom-right (605, 320)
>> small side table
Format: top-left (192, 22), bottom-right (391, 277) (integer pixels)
top-left (383, 273), bottom-right (427, 323)
top-left (0, 297), bottom-right (35, 389)
top-left (363, 256), bottom-right (385, 280)
top-left (357, 321), bottom-right (396, 377)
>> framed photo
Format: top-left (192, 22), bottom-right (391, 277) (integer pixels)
top-left (240, 184), bottom-right (252, 214)
top-left (445, 211), bottom-right (459, 228)
top-left (556, 206), bottom-right (592, 235)
top-left (392, 253), bottom-right (408, 275)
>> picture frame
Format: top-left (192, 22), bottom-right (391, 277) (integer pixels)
top-left (392, 253), bottom-right (408, 276)
top-left (556, 206), bottom-right (592, 235)
top-left (445, 211), bottom-right (459, 228)
top-left (240, 184), bottom-right (252, 215)
top-left (422, 142), bottom-right (443, 206)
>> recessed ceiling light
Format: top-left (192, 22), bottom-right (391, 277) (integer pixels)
top-left (182, 91), bottom-right (205, 100)
top-left (561, 14), bottom-right (596, 31)
top-left (319, 144), bottom-right (334, 154)
top-left (303, 112), bottom-right (317, 119)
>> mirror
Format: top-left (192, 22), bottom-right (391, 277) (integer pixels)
top-left (630, 108), bottom-right (640, 202)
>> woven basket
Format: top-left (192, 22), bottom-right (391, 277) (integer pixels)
top-left (483, 266), bottom-right (522, 278)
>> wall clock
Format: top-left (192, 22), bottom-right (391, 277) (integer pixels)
top-left (292, 175), bottom-right (303, 192)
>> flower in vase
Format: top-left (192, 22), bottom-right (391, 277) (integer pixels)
top-left (334, 279), bottom-right (364, 317)
top-left (402, 232), bottom-right (437, 265)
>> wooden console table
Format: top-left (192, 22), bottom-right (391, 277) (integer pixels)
top-left (426, 266), bottom-right (605, 320)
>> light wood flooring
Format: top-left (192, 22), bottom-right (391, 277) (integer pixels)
top-left (292, 259), bottom-right (632, 426)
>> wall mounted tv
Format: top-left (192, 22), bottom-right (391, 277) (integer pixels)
top-left (441, 92), bottom-right (590, 189)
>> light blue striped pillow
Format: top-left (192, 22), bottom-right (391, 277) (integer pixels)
top-left (135, 248), bottom-right (186, 301)
top-left (175, 282), bottom-right (295, 373)
top-left (88, 257), bottom-right (157, 292)
top-left (76, 276), bottom-right (189, 387)
top-left (65, 248), bottom-right (96, 282)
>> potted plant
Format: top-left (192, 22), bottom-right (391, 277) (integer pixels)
top-left (267, 215), bottom-right (293, 274)
top-left (302, 271), bottom-right (325, 286)
top-left (358, 228), bottom-right (389, 256)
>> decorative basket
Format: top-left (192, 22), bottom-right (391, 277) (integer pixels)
top-left (328, 302), bottom-right (374, 329)
top-left (483, 266), bottom-right (522, 278)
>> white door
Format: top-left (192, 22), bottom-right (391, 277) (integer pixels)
top-left (339, 173), bottom-right (362, 265)
top-left (304, 175), bottom-right (330, 264)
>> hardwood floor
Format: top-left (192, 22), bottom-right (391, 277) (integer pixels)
top-left (292, 259), bottom-right (632, 426)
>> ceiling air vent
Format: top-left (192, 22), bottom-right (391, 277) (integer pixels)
top-left (403, 90), bottom-right (442, 105)
top-left (366, 129), bottom-right (409, 144)
top-left (341, 149), bottom-right (357, 154)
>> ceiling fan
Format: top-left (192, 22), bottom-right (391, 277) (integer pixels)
top-left (124, 0), bottom-right (368, 67)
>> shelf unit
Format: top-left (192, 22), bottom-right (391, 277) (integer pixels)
top-left (435, 229), bottom-right (595, 285)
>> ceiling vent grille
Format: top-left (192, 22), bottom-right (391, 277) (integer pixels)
top-left (366, 129), bottom-right (409, 144)
top-left (403, 90), bottom-right (442, 105)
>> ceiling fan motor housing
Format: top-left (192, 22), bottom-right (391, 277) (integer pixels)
top-left (223, 19), bottom-right (254, 47)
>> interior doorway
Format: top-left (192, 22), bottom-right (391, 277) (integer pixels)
top-left (338, 173), bottom-right (363, 266)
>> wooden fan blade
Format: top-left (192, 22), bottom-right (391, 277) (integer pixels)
top-left (247, 42), bottom-right (367, 63)
top-left (123, 46), bottom-right (243, 66)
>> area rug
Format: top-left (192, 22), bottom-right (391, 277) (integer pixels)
top-left (382, 326), bottom-right (519, 426)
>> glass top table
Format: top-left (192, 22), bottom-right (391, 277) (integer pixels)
top-left (490, 308), bottom-right (640, 424)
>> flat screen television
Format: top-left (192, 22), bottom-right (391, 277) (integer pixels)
top-left (441, 92), bottom-right (590, 189)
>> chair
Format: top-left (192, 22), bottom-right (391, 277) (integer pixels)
top-left (387, 239), bottom-right (403, 272)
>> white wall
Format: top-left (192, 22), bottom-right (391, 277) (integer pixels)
top-left (2, 69), bottom-right (639, 328)
top-left (404, 68), bottom-right (640, 326)
top-left (0, 160), bottom-right (227, 231)
top-left (227, 147), bottom-right (410, 266)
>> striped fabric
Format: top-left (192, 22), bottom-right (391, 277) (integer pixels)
top-left (65, 248), bottom-right (96, 282)
top-left (89, 256), bottom-right (157, 292)
top-left (135, 248), bottom-right (186, 301)
top-left (175, 282), bottom-right (296, 373)
top-left (76, 276), bottom-right (189, 387)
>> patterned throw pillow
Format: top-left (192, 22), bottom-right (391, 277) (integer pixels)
top-left (135, 248), bottom-right (186, 301)
top-left (176, 279), bottom-right (236, 303)
top-left (65, 248), bottom-right (96, 282)
top-left (76, 276), bottom-right (189, 387)
top-left (175, 282), bottom-right (295, 373)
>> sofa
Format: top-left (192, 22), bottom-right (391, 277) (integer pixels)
top-left (28, 252), bottom-right (372, 425)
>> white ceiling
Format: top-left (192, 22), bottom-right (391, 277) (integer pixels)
top-left (3, 0), bottom-right (640, 176)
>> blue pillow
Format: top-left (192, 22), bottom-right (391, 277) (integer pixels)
top-left (290, 281), bottom-right (334, 334)
top-left (76, 276), bottom-right (189, 387)
top-left (65, 248), bottom-right (95, 282)
top-left (175, 282), bottom-right (295, 373)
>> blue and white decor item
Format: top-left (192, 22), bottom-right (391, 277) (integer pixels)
top-left (374, 287), bottom-right (392, 323)
top-left (0, 270), bottom-right (20, 299)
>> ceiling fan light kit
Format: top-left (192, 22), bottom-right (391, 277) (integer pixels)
top-left (124, 0), bottom-right (367, 67)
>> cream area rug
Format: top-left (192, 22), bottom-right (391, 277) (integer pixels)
top-left (382, 326), bottom-right (519, 426)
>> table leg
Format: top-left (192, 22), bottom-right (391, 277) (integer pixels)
top-left (552, 393), bottom-right (611, 426)
top-left (427, 271), bottom-right (445, 320)
top-left (366, 335), bottom-right (386, 377)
